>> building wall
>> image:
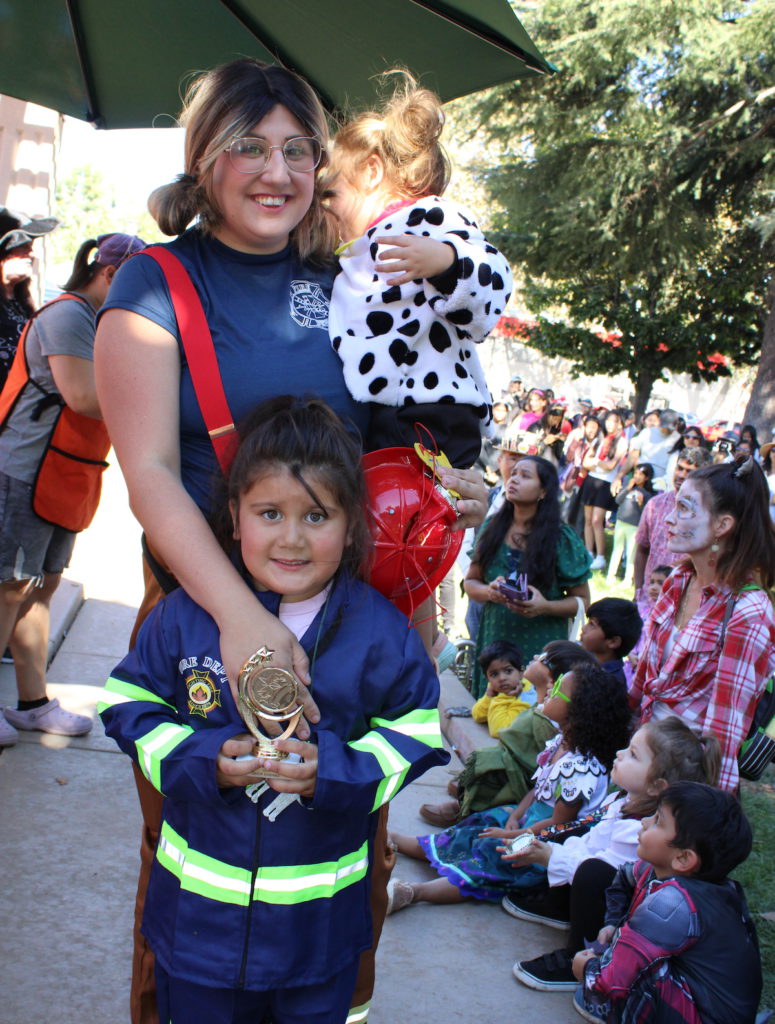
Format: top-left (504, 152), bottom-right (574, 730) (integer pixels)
top-left (0, 95), bottom-right (60, 305)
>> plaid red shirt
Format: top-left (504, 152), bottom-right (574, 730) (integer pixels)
top-left (631, 564), bottom-right (775, 790)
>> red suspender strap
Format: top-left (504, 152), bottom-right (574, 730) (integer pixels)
top-left (142, 246), bottom-right (237, 475)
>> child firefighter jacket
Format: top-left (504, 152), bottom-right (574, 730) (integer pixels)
top-left (99, 573), bottom-right (448, 991)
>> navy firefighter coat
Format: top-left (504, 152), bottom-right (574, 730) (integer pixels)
top-left (99, 571), bottom-right (448, 991)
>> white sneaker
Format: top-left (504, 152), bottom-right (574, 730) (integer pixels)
top-left (4, 698), bottom-right (92, 736)
top-left (0, 710), bottom-right (19, 746)
top-left (590, 555), bottom-right (607, 571)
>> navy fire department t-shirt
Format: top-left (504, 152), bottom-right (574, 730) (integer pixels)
top-left (100, 228), bottom-right (368, 512)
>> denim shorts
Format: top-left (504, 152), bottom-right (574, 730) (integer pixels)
top-left (0, 470), bottom-right (76, 581)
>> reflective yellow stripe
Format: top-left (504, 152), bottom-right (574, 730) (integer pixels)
top-left (157, 822), bottom-right (368, 906)
top-left (97, 675), bottom-right (174, 715)
top-left (346, 1000), bottom-right (371, 1023)
top-left (349, 732), bottom-right (410, 811)
top-left (254, 842), bottom-right (369, 904)
top-left (371, 708), bottom-right (444, 747)
top-left (135, 721), bottom-right (193, 792)
top-left (157, 822), bottom-right (252, 905)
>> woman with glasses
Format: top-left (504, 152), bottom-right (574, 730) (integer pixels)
top-left (94, 58), bottom-right (485, 1024)
top-left (464, 455), bottom-right (592, 701)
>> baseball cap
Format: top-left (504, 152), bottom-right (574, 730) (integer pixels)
top-left (0, 206), bottom-right (59, 258)
top-left (94, 233), bottom-right (146, 267)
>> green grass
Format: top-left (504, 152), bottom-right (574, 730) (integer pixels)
top-left (737, 771), bottom-right (775, 1011)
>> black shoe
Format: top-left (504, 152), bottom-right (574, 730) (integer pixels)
top-left (501, 891), bottom-right (570, 930)
top-left (513, 948), bottom-right (576, 991)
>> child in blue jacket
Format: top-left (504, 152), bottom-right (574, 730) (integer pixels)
top-left (99, 396), bottom-right (448, 1024)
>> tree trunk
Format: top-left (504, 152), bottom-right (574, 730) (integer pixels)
top-left (743, 267), bottom-right (775, 437)
top-left (631, 367), bottom-right (659, 421)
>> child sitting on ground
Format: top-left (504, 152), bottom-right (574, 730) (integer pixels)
top-left (421, 641), bottom-right (598, 827)
top-left (471, 640), bottom-right (534, 737)
top-left (507, 717), bottom-right (720, 992)
top-left (573, 782), bottom-right (762, 1024)
top-left (580, 597), bottom-right (643, 688)
top-left (386, 661), bottom-right (632, 913)
top-left (325, 73), bottom-right (513, 468)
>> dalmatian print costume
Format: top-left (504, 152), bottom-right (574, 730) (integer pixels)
top-left (329, 197), bottom-right (512, 427)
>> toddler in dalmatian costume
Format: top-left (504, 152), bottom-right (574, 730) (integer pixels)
top-left (326, 74), bottom-right (513, 469)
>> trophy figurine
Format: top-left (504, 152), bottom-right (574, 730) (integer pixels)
top-left (237, 646), bottom-right (304, 779)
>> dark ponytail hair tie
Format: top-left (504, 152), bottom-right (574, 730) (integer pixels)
top-left (176, 173), bottom-right (197, 187)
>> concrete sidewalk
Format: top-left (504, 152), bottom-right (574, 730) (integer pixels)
top-left (0, 462), bottom-right (577, 1023)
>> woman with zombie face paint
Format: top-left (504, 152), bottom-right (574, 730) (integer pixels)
top-left (630, 455), bottom-right (775, 791)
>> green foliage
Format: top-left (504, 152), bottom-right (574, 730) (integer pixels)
top-left (51, 165), bottom-right (119, 267)
top-left (51, 165), bottom-right (166, 272)
top-left (451, 0), bottom-right (775, 411)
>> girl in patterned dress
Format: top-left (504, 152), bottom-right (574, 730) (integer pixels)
top-left (385, 661), bottom-right (631, 911)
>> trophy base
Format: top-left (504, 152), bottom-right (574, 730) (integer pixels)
top-left (246, 743), bottom-right (301, 780)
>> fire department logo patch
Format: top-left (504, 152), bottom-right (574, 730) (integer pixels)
top-left (185, 669), bottom-right (222, 718)
top-left (289, 280), bottom-right (329, 329)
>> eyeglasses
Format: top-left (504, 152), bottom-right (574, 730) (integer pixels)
top-left (226, 136), bottom-right (323, 174)
top-left (549, 673), bottom-right (571, 703)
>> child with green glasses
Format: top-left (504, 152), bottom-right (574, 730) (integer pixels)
top-left (384, 662), bottom-right (632, 912)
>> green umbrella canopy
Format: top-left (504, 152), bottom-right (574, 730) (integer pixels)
top-left (0, 0), bottom-right (553, 128)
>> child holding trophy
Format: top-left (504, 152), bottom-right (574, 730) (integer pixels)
top-left (99, 396), bottom-right (448, 1024)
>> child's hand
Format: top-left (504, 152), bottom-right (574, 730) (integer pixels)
top-left (498, 838), bottom-right (552, 866)
top-left (259, 737), bottom-right (318, 799)
top-left (572, 948), bottom-right (596, 981)
top-left (216, 734), bottom-right (264, 788)
top-left (597, 925), bottom-right (615, 946)
top-left (477, 826), bottom-right (516, 840)
top-left (374, 235), bottom-right (455, 285)
top-left (501, 678), bottom-right (524, 698)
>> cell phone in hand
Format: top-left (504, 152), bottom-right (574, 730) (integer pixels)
top-left (495, 573), bottom-right (529, 602)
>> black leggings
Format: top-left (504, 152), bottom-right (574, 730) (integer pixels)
top-left (568, 858), bottom-right (618, 952)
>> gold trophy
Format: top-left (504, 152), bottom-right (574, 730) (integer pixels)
top-left (237, 646), bottom-right (304, 779)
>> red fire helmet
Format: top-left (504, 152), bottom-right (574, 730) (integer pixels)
top-left (362, 447), bottom-right (463, 616)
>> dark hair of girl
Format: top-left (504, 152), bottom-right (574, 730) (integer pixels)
top-left (635, 462), bottom-right (656, 493)
top-left (622, 717), bottom-right (721, 819)
top-left (62, 239), bottom-right (102, 292)
top-left (687, 455), bottom-right (775, 590)
top-left (562, 662), bottom-right (631, 772)
top-left (211, 396), bottom-right (369, 579)
top-left (540, 640), bottom-right (596, 679)
top-left (472, 455), bottom-right (561, 592)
